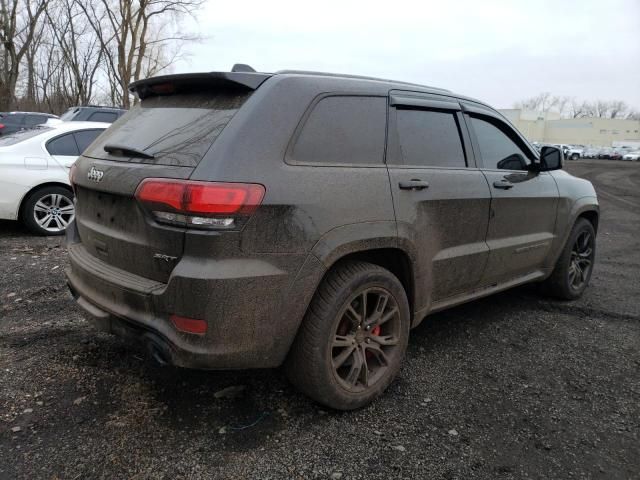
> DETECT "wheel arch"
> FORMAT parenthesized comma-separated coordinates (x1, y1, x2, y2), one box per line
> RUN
(324, 247, 415, 319)
(577, 209, 599, 233)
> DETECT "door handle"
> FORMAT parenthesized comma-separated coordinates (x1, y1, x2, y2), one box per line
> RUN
(493, 180, 514, 190)
(399, 179, 429, 190)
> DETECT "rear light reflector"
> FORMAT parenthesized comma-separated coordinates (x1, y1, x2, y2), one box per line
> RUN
(135, 179, 265, 229)
(0, 123, 4, 129)
(170, 314, 207, 335)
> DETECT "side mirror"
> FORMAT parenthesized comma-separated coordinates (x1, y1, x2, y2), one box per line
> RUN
(537, 146, 563, 171)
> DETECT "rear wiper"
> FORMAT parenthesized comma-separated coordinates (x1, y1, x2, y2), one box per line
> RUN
(103, 143, 155, 159)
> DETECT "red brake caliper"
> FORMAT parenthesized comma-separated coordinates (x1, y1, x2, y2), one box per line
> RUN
(371, 325, 381, 336)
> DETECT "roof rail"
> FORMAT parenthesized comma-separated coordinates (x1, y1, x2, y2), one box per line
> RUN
(274, 70, 452, 93)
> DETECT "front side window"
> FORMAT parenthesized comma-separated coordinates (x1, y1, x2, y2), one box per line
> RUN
(47, 133, 80, 156)
(395, 108, 466, 167)
(290, 96, 386, 165)
(470, 116, 532, 170)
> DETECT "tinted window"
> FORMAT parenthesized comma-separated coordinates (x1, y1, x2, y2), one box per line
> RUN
(291, 96, 386, 165)
(470, 116, 531, 170)
(2, 114, 25, 126)
(73, 129, 105, 152)
(25, 115, 48, 127)
(395, 109, 466, 167)
(60, 108, 79, 121)
(88, 111, 118, 123)
(85, 91, 250, 167)
(47, 133, 80, 156)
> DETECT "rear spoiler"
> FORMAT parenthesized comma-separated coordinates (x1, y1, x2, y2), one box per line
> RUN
(129, 72, 272, 99)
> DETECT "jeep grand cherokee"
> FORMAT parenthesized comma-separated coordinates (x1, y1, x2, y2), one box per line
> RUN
(66, 66, 598, 410)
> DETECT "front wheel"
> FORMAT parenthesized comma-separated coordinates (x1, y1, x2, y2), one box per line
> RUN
(286, 261, 410, 410)
(21, 186, 75, 236)
(542, 218, 596, 300)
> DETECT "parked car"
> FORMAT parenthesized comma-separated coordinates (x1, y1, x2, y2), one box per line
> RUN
(60, 106, 126, 123)
(552, 144, 572, 158)
(0, 121, 109, 235)
(565, 145, 584, 160)
(622, 151, 640, 161)
(598, 147, 613, 159)
(0, 111, 58, 135)
(610, 149, 624, 160)
(66, 67, 599, 410)
(583, 147, 600, 159)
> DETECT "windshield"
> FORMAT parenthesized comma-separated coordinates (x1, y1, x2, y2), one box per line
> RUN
(59, 108, 79, 121)
(84, 91, 251, 167)
(0, 127, 52, 147)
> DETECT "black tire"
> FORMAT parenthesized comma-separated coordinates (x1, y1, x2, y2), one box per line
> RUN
(542, 218, 596, 300)
(285, 261, 410, 410)
(21, 186, 75, 236)
(570, 153, 579, 160)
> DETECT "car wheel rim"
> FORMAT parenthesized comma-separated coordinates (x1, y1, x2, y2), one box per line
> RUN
(568, 231, 594, 291)
(331, 287, 401, 393)
(33, 193, 75, 232)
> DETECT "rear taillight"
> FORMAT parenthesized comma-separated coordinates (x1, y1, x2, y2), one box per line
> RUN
(135, 178, 265, 230)
(0, 123, 4, 129)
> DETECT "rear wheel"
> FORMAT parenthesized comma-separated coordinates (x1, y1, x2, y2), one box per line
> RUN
(286, 261, 410, 410)
(542, 218, 596, 300)
(21, 186, 75, 236)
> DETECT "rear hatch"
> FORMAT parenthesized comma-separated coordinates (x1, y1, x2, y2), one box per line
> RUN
(72, 72, 270, 283)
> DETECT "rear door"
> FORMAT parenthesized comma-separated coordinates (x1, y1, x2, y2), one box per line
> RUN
(72, 86, 253, 283)
(386, 93, 492, 304)
(463, 105, 559, 286)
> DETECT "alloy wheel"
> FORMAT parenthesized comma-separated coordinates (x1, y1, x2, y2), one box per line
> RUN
(331, 287, 402, 393)
(568, 230, 594, 290)
(33, 193, 75, 233)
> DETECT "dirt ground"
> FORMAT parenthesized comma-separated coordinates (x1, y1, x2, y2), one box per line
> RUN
(1, 159, 638, 480)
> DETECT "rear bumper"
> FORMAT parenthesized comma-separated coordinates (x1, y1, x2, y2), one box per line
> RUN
(66, 235, 325, 369)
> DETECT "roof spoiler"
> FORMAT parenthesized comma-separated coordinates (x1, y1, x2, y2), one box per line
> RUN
(129, 70, 271, 99)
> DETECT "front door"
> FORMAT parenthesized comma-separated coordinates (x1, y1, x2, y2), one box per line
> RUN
(386, 93, 492, 308)
(464, 110, 559, 287)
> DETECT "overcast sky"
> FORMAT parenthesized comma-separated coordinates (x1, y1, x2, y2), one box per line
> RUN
(178, 0, 640, 110)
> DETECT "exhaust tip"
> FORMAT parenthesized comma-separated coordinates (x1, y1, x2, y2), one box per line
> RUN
(142, 333, 171, 366)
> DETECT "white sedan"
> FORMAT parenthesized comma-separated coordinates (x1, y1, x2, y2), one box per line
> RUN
(622, 151, 640, 161)
(0, 121, 109, 235)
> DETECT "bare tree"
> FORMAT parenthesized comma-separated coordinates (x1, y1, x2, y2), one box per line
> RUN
(514, 92, 557, 113)
(77, 0, 203, 108)
(0, 0, 47, 109)
(516, 93, 640, 120)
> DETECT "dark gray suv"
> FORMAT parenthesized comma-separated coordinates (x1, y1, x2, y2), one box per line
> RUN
(66, 67, 599, 410)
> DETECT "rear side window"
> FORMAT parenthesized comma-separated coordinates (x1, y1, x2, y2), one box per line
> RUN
(469, 115, 532, 170)
(2, 114, 25, 126)
(88, 111, 117, 123)
(290, 96, 386, 165)
(395, 109, 466, 168)
(25, 115, 47, 127)
(84, 91, 250, 167)
(74, 129, 105, 152)
(47, 133, 80, 156)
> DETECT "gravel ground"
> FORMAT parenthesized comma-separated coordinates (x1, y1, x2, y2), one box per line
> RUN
(1, 159, 638, 480)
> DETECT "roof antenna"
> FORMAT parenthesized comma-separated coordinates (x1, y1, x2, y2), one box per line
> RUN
(231, 64, 256, 73)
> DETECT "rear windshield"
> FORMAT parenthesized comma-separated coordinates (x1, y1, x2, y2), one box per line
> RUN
(0, 127, 52, 147)
(84, 91, 251, 167)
